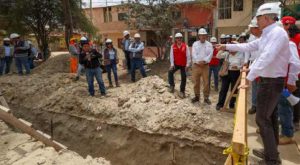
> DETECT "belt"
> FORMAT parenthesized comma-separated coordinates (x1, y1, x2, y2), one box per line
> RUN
(258, 77, 285, 83)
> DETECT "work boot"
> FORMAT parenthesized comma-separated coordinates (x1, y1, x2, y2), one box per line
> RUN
(109, 83, 113, 88)
(256, 128, 260, 134)
(294, 122, 300, 132)
(253, 148, 264, 159)
(191, 96, 200, 103)
(204, 97, 211, 105)
(248, 106, 257, 114)
(169, 86, 175, 93)
(116, 82, 120, 87)
(216, 104, 222, 111)
(74, 76, 79, 81)
(279, 136, 294, 145)
(178, 92, 186, 99)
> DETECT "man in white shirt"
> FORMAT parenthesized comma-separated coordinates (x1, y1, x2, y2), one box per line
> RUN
(245, 17, 262, 115)
(191, 28, 213, 104)
(217, 3, 293, 164)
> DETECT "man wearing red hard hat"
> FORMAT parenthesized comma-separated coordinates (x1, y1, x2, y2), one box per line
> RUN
(282, 16, 300, 132)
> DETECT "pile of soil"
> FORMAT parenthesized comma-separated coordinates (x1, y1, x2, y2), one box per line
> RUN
(0, 54, 234, 164)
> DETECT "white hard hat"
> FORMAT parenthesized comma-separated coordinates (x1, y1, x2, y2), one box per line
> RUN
(220, 34, 226, 39)
(10, 33, 20, 39)
(106, 38, 112, 43)
(256, 3, 281, 17)
(134, 33, 141, 38)
(80, 36, 87, 41)
(123, 31, 130, 37)
(198, 28, 207, 35)
(169, 35, 173, 38)
(175, 33, 183, 38)
(232, 35, 237, 39)
(210, 37, 217, 43)
(3, 38, 10, 41)
(240, 32, 247, 37)
(225, 35, 231, 38)
(248, 17, 258, 28)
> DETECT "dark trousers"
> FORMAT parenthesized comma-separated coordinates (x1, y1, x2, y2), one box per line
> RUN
(209, 65, 219, 90)
(217, 70, 240, 108)
(130, 58, 146, 82)
(293, 80, 300, 124)
(4, 56, 12, 74)
(105, 60, 118, 85)
(124, 50, 131, 72)
(168, 65, 186, 92)
(256, 77, 284, 164)
(15, 56, 30, 75)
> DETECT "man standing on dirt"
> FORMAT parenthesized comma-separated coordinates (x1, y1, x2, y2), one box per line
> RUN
(191, 28, 213, 105)
(216, 3, 292, 164)
(79, 41, 106, 96)
(128, 33, 147, 82)
(69, 38, 79, 74)
(0, 38, 14, 75)
(10, 33, 30, 75)
(122, 31, 131, 74)
(168, 33, 191, 98)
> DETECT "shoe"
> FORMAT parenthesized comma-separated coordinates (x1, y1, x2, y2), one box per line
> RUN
(74, 76, 79, 81)
(191, 96, 200, 103)
(204, 98, 211, 105)
(279, 136, 294, 145)
(101, 93, 106, 96)
(116, 82, 120, 87)
(178, 92, 186, 98)
(248, 106, 257, 114)
(256, 128, 260, 134)
(294, 122, 300, 132)
(214, 88, 218, 92)
(229, 104, 235, 109)
(257, 159, 281, 165)
(216, 104, 222, 111)
(169, 86, 175, 93)
(253, 148, 264, 159)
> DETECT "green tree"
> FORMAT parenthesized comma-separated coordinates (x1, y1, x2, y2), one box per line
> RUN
(123, 0, 178, 60)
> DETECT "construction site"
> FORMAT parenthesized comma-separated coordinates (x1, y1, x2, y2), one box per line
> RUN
(0, 52, 299, 165)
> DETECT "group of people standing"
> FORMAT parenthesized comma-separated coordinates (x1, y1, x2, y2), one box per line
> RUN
(69, 31, 147, 96)
(167, 3, 300, 164)
(0, 33, 38, 76)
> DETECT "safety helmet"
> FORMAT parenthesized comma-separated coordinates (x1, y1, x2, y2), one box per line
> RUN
(134, 33, 141, 38)
(198, 28, 207, 35)
(80, 37, 87, 41)
(123, 31, 130, 37)
(225, 35, 231, 38)
(256, 3, 281, 17)
(106, 39, 113, 43)
(231, 35, 237, 39)
(10, 33, 20, 39)
(3, 38, 10, 41)
(220, 34, 226, 39)
(210, 37, 217, 43)
(248, 17, 258, 28)
(240, 32, 247, 37)
(175, 33, 183, 38)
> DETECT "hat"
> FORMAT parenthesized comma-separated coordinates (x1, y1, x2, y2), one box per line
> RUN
(220, 34, 226, 39)
(281, 16, 296, 25)
(175, 33, 183, 38)
(106, 39, 112, 43)
(10, 33, 20, 39)
(198, 28, 207, 35)
(256, 3, 280, 17)
(240, 32, 247, 37)
(123, 31, 130, 37)
(80, 37, 87, 41)
(134, 33, 141, 38)
(225, 35, 231, 38)
(210, 37, 217, 43)
(3, 38, 10, 41)
(232, 35, 237, 39)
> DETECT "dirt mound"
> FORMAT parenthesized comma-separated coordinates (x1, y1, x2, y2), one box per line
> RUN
(33, 54, 70, 75)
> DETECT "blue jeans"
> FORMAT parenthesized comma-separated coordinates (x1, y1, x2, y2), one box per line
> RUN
(278, 95, 294, 137)
(130, 58, 146, 82)
(252, 80, 258, 107)
(209, 66, 219, 90)
(85, 67, 106, 96)
(106, 60, 118, 85)
(15, 56, 30, 75)
(28, 57, 35, 69)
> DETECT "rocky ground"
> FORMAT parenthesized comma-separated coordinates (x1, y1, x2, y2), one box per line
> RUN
(0, 53, 235, 165)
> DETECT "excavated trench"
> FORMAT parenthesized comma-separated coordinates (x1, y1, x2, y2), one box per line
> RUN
(10, 105, 228, 165)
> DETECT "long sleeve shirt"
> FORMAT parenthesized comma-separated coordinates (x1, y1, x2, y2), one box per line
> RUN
(192, 40, 213, 64)
(244, 34, 260, 64)
(122, 39, 131, 51)
(225, 23, 291, 82)
(217, 51, 244, 70)
(287, 41, 300, 85)
(129, 41, 144, 58)
(79, 50, 102, 69)
(169, 43, 191, 67)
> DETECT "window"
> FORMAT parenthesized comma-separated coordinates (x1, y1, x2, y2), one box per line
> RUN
(219, 0, 232, 19)
(252, 0, 264, 17)
(172, 11, 181, 19)
(103, 7, 112, 22)
(233, 0, 243, 11)
(118, 13, 127, 21)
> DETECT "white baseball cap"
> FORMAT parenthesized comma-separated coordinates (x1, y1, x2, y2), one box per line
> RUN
(198, 28, 207, 35)
(210, 37, 217, 43)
